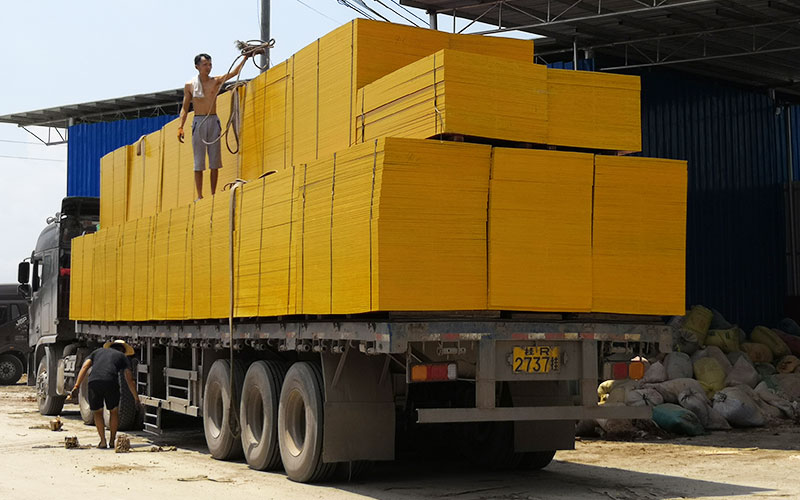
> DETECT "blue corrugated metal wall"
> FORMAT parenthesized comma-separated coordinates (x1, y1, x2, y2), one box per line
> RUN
(638, 70, 791, 329)
(67, 115, 176, 197)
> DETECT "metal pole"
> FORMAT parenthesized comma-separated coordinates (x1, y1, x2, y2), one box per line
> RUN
(428, 9, 438, 30)
(260, 0, 270, 72)
(787, 106, 798, 295)
(573, 38, 578, 70)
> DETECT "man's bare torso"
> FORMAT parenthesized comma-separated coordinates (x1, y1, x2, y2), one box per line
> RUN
(187, 76, 222, 115)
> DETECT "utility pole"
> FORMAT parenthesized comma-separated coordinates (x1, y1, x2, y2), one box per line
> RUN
(261, 0, 270, 72)
(428, 9, 437, 30)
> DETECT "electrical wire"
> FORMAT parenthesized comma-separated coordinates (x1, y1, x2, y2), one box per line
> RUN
(337, 0, 377, 20)
(387, 0, 429, 25)
(293, 0, 343, 23)
(0, 139, 61, 146)
(372, 0, 423, 27)
(0, 154, 63, 162)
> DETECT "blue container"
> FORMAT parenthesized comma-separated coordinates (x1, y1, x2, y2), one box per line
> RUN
(67, 115, 177, 197)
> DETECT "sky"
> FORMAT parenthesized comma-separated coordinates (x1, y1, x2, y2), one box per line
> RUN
(0, 0, 531, 283)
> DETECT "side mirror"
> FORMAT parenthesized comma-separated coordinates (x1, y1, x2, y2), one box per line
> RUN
(18, 262, 30, 284)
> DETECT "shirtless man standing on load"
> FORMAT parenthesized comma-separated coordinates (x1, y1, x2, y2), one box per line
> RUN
(178, 53, 250, 201)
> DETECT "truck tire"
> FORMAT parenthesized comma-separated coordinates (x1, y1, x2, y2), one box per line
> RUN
(278, 362, 335, 483)
(78, 368, 95, 424)
(102, 359, 140, 431)
(458, 421, 522, 470)
(240, 360, 287, 471)
(35, 352, 65, 416)
(0, 353, 24, 385)
(518, 450, 556, 470)
(203, 359, 245, 460)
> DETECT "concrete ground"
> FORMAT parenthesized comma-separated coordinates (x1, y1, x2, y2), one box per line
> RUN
(1, 378, 798, 500)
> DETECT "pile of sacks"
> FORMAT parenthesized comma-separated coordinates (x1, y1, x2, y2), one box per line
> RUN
(594, 306, 800, 437)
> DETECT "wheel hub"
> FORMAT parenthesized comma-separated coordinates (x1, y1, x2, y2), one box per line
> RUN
(0, 361, 13, 377)
(36, 369, 48, 402)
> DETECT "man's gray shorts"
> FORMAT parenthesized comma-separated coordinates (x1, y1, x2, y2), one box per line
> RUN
(192, 114, 222, 172)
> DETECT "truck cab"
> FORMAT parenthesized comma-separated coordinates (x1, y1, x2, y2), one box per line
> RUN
(0, 284, 29, 384)
(18, 197, 99, 410)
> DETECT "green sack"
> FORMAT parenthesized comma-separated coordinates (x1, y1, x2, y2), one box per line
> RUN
(684, 305, 712, 344)
(751, 326, 791, 358)
(652, 403, 706, 436)
(693, 357, 725, 398)
(704, 328, 740, 354)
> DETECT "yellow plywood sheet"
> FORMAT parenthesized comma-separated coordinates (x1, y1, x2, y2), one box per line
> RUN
(161, 118, 182, 211)
(298, 155, 334, 314)
(166, 205, 191, 319)
(331, 141, 382, 313)
(234, 180, 263, 317)
(215, 89, 244, 189)
(69, 235, 84, 321)
(178, 112, 197, 207)
(258, 167, 295, 316)
(263, 62, 292, 173)
(489, 149, 593, 311)
(118, 219, 138, 320)
(292, 42, 320, 167)
(150, 210, 170, 320)
(372, 138, 490, 311)
(104, 226, 120, 321)
(133, 217, 152, 321)
(142, 130, 163, 217)
(356, 49, 548, 146)
(210, 191, 232, 318)
(99, 152, 113, 229)
(191, 197, 213, 319)
(127, 142, 144, 222)
(81, 232, 96, 320)
(112, 147, 129, 227)
(548, 69, 641, 152)
(592, 155, 686, 315)
(241, 74, 267, 181)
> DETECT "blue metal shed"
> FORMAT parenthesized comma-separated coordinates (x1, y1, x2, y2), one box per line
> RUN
(66, 115, 177, 197)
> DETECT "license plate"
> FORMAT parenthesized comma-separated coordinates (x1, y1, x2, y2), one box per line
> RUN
(512, 346, 560, 373)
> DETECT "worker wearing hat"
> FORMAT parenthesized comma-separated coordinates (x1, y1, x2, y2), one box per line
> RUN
(68, 340, 140, 449)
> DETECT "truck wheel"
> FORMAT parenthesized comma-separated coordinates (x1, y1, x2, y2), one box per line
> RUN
(111, 358, 140, 431)
(458, 421, 521, 469)
(240, 360, 287, 471)
(278, 362, 335, 483)
(36, 352, 65, 415)
(203, 359, 245, 460)
(78, 368, 94, 425)
(0, 354, 23, 385)
(518, 450, 556, 470)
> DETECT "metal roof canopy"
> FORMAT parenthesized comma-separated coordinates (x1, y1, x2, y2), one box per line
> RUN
(0, 88, 183, 145)
(402, 0, 800, 101)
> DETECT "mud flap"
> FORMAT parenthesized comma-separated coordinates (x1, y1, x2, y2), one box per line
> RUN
(320, 348, 395, 463)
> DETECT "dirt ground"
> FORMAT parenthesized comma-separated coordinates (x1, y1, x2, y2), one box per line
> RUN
(1, 378, 798, 500)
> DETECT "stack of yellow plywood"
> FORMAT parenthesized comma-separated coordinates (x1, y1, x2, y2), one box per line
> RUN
(330, 143, 380, 313)
(99, 147, 129, 228)
(118, 219, 137, 320)
(488, 149, 593, 311)
(190, 197, 213, 319)
(592, 155, 687, 315)
(70, 20, 690, 322)
(257, 167, 295, 317)
(371, 138, 490, 310)
(240, 19, 534, 180)
(132, 217, 152, 321)
(354, 50, 641, 152)
(160, 118, 182, 211)
(356, 49, 548, 145)
(68, 235, 84, 321)
(548, 69, 641, 151)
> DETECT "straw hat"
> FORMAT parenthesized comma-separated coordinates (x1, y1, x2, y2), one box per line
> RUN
(103, 339, 135, 356)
